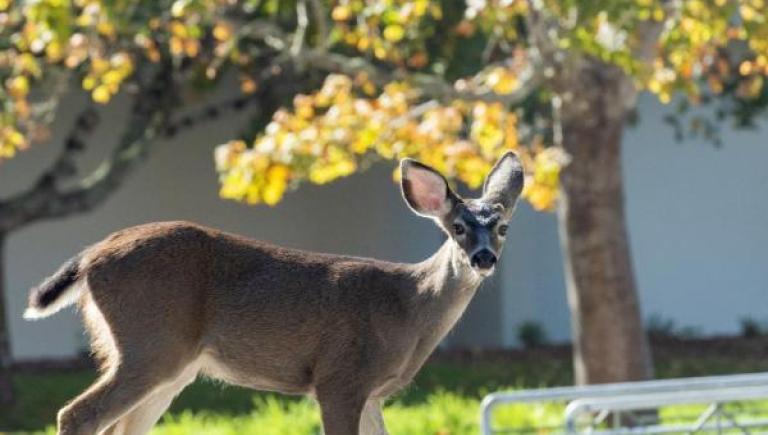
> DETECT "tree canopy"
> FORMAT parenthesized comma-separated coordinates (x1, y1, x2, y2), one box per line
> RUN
(1, 0, 766, 210)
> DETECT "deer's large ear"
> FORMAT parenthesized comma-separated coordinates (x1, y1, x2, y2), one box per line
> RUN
(482, 151, 524, 213)
(401, 159, 457, 218)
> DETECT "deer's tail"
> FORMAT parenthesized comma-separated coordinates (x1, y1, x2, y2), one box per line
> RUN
(24, 255, 84, 320)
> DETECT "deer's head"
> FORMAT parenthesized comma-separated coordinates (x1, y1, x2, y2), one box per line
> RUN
(401, 152, 524, 277)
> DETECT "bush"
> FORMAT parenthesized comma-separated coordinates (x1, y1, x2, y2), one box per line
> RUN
(646, 314, 701, 340)
(516, 321, 548, 348)
(740, 317, 768, 338)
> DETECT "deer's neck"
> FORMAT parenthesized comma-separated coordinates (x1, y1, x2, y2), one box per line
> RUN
(408, 240, 485, 333)
(417, 240, 482, 292)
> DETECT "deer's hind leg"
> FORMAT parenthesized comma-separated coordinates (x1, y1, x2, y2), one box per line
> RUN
(103, 362, 199, 435)
(57, 365, 160, 435)
(359, 399, 388, 435)
(57, 292, 200, 435)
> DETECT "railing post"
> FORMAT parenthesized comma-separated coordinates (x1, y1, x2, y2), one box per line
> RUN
(479, 394, 496, 435)
(716, 403, 722, 433)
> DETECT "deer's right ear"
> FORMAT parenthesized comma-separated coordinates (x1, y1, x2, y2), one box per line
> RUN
(400, 159, 457, 218)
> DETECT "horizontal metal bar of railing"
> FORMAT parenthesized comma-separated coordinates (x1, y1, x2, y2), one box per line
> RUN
(576, 418, 768, 435)
(564, 385, 768, 432)
(480, 372, 768, 434)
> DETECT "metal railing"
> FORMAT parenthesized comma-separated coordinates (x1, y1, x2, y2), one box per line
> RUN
(480, 372, 768, 434)
(565, 385, 768, 433)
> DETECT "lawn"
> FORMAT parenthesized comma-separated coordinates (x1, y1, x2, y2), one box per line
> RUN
(3, 338, 768, 434)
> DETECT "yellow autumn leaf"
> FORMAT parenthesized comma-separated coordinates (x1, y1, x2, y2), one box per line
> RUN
(91, 58, 110, 74)
(213, 23, 232, 42)
(101, 70, 124, 85)
(0, 145, 15, 158)
(97, 21, 116, 37)
(92, 85, 112, 104)
(486, 67, 519, 95)
(169, 37, 184, 56)
(262, 184, 285, 205)
(82, 75, 97, 90)
(383, 24, 405, 42)
(45, 40, 63, 61)
(6, 76, 29, 99)
(331, 5, 351, 21)
(5, 128, 25, 147)
(525, 185, 558, 211)
(184, 39, 200, 57)
(740, 5, 756, 21)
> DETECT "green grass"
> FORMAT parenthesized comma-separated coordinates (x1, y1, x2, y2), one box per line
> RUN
(3, 350, 768, 434)
(152, 393, 486, 435)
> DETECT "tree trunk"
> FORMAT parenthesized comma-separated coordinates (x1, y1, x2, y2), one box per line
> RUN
(556, 60, 654, 385)
(0, 233, 14, 404)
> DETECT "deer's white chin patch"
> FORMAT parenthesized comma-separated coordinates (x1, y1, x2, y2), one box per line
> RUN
(473, 266, 495, 278)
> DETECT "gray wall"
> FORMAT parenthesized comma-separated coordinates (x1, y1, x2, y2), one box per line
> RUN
(498, 94, 768, 346)
(625, 96, 768, 336)
(2, 88, 767, 359)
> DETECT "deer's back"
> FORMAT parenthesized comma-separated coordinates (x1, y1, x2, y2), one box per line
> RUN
(79, 221, 421, 395)
(81, 219, 412, 318)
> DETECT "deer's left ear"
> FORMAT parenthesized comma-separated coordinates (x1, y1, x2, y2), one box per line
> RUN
(482, 151, 524, 213)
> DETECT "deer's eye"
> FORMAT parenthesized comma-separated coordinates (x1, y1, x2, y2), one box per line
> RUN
(452, 223, 466, 235)
(498, 224, 508, 237)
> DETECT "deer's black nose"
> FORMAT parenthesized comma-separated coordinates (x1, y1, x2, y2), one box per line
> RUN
(471, 249, 497, 269)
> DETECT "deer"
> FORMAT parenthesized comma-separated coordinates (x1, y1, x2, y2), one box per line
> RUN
(23, 151, 524, 435)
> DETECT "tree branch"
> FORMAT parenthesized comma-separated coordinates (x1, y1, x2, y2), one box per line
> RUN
(298, 49, 543, 105)
(307, 0, 330, 50)
(241, 19, 543, 106)
(290, 0, 310, 57)
(0, 63, 175, 232)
